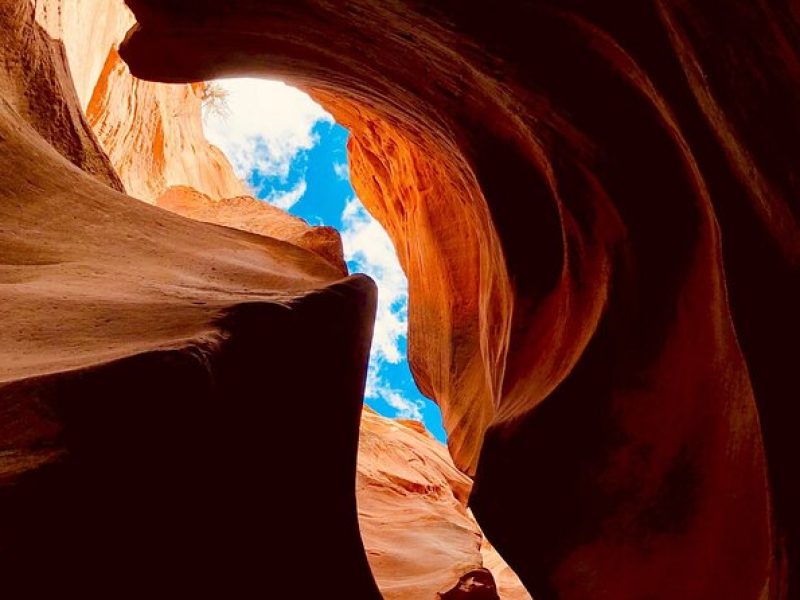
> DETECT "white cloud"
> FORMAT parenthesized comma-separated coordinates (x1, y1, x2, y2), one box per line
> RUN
(341, 196, 424, 421)
(263, 179, 306, 210)
(333, 161, 350, 180)
(340, 197, 407, 365)
(202, 78, 333, 181)
(365, 362, 424, 421)
(202, 79, 425, 424)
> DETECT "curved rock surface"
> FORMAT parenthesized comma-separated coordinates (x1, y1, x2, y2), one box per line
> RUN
(358, 408, 529, 599)
(2, 3, 530, 598)
(0, 1, 379, 596)
(35, 0, 245, 201)
(153, 184, 527, 597)
(0, 1, 122, 191)
(120, 1, 799, 599)
(156, 185, 347, 274)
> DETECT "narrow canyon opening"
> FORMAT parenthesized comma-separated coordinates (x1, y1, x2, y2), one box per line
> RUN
(4, 1, 795, 598)
(144, 77, 528, 597)
(0, 1, 534, 594)
(198, 78, 447, 441)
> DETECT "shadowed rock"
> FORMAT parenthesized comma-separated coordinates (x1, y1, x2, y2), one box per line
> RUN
(119, 1, 799, 599)
(0, 1, 380, 596)
(2, 0, 798, 597)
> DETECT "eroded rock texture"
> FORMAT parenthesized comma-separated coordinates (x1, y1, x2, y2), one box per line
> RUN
(35, 0, 245, 201)
(358, 407, 529, 599)
(156, 185, 347, 274)
(3, 2, 535, 596)
(120, 1, 799, 599)
(0, 1, 380, 596)
(154, 183, 526, 598)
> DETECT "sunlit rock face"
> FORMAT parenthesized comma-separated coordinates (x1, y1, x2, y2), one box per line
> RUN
(0, 1, 122, 191)
(120, 1, 799, 599)
(358, 408, 529, 599)
(2, 2, 531, 598)
(156, 186, 348, 274)
(0, 1, 379, 596)
(34, 0, 245, 202)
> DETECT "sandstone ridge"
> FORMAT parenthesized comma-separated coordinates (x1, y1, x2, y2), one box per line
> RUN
(0, 1, 379, 596)
(120, 1, 800, 598)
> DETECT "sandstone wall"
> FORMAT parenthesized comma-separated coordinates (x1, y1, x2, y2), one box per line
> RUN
(3, 3, 533, 597)
(0, 1, 380, 596)
(156, 185, 347, 274)
(358, 407, 529, 599)
(120, 1, 800, 598)
(34, 0, 246, 202)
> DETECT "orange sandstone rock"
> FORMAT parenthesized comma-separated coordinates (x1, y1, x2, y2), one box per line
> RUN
(479, 537, 532, 600)
(0, 0, 121, 190)
(153, 179, 526, 600)
(156, 186, 347, 274)
(11, 3, 531, 596)
(2, 0, 798, 597)
(35, 0, 245, 202)
(85, 53, 247, 201)
(34, 0, 135, 108)
(120, 1, 799, 598)
(3, 4, 525, 597)
(358, 408, 528, 599)
(0, 1, 379, 596)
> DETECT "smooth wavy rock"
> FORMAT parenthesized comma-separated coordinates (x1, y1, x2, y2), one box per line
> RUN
(0, 1, 379, 596)
(35, 0, 246, 201)
(358, 408, 529, 599)
(156, 185, 347, 274)
(120, 1, 799, 598)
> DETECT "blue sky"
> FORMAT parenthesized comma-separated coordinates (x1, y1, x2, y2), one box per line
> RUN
(203, 79, 446, 441)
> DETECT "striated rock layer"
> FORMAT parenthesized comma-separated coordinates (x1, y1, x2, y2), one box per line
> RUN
(0, 1, 380, 596)
(34, 0, 245, 201)
(153, 178, 527, 598)
(120, 1, 799, 599)
(358, 407, 529, 599)
(3, 2, 529, 597)
(0, 1, 122, 191)
(156, 185, 347, 275)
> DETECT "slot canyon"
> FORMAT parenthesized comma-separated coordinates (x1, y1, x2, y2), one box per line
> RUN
(0, 0, 798, 598)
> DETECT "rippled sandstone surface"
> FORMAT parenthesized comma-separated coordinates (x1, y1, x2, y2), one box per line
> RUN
(120, 1, 799, 598)
(1, 0, 529, 597)
(0, 1, 378, 596)
(1, 0, 798, 598)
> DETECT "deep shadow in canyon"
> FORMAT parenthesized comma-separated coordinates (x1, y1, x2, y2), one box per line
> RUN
(1, 0, 799, 598)
(0, 281, 380, 597)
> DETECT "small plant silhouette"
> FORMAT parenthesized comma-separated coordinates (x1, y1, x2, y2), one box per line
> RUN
(201, 82, 231, 121)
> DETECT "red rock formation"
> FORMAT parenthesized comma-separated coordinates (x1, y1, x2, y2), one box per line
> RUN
(152, 184, 530, 597)
(358, 408, 529, 599)
(35, 0, 246, 201)
(86, 57, 247, 202)
(0, 1, 122, 191)
(11, 2, 535, 596)
(0, 1, 380, 596)
(153, 185, 527, 596)
(2, 3, 531, 597)
(156, 185, 347, 274)
(120, 1, 799, 599)
(34, 0, 134, 108)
